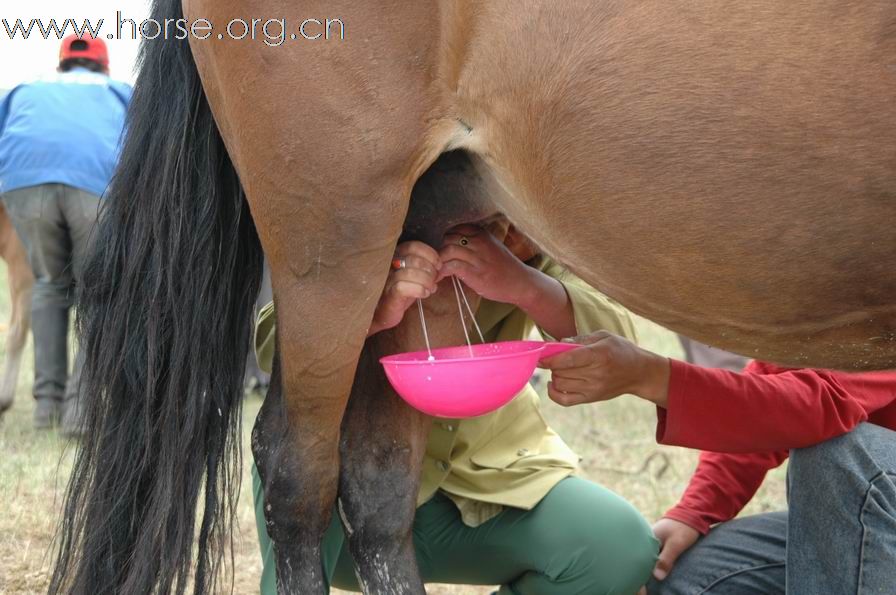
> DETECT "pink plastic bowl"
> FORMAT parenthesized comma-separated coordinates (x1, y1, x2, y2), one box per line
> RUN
(379, 340, 579, 418)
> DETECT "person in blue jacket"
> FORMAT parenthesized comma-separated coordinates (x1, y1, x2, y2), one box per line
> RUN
(0, 34, 131, 434)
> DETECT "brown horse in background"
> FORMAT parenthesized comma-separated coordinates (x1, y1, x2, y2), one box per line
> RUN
(0, 203, 32, 416)
(52, 1, 895, 594)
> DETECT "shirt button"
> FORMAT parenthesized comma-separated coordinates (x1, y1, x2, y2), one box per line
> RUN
(517, 448, 529, 456)
(436, 460, 451, 472)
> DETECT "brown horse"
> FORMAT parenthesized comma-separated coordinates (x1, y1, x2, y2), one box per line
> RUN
(51, 1, 895, 594)
(0, 203, 33, 416)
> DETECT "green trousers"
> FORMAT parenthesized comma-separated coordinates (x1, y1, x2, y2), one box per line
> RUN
(254, 467, 658, 594)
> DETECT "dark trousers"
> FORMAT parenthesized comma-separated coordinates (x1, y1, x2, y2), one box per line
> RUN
(1, 183, 101, 404)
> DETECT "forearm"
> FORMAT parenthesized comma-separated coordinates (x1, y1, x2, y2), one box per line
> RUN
(665, 450, 786, 534)
(515, 268, 577, 339)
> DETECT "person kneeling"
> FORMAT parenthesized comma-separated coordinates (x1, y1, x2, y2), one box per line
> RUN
(539, 332, 896, 595)
(254, 224, 659, 595)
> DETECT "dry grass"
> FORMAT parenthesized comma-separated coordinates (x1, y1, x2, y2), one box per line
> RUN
(0, 263, 786, 594)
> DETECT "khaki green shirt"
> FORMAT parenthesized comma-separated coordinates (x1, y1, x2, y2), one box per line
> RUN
(255, 256, 638, 526)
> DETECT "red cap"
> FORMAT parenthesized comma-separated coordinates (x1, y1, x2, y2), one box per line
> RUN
(59, 34, 109, 69)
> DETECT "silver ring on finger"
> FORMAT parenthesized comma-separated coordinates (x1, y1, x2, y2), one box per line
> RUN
(391, 257, 407, 270)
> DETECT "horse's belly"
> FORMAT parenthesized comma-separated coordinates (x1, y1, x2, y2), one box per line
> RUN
(438, 0, 896, 369)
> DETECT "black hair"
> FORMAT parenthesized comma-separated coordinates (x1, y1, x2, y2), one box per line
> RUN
(48, 0, 263, 590)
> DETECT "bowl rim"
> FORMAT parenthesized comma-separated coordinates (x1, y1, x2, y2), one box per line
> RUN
(379, 340, 546, 365)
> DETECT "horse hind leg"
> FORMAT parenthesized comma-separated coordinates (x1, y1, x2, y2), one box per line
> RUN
(253, 348, 339, 594)
(252, 150, 500, 593)
(0, 205, 33, 415)
(0, 269, 33, 414)
(336, 339, 430, 594)
(254, 294, 469, 595)
(187, 4, 456, 588)
(333, 148, 499, 593)
(338, 276, 481, 594)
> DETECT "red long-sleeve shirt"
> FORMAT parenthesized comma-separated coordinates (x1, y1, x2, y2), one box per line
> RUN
(656, 359, 896, 534)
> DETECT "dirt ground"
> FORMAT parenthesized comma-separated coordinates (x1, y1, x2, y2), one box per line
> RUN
(0, 263, 787, 594)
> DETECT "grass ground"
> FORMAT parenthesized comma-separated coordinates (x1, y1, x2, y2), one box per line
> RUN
(0, 264, 787, 594)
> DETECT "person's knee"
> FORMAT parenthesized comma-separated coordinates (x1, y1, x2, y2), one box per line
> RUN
(602, 510, 660, 594)
(554, 502, 659, 594)
(790, 423, 884, 484)
(503, 479, 658, 594)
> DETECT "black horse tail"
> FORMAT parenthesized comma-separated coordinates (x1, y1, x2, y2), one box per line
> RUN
(49, 0, 263, 592)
